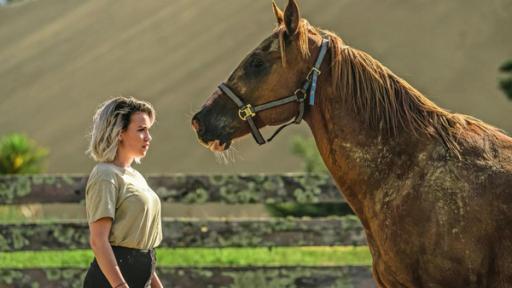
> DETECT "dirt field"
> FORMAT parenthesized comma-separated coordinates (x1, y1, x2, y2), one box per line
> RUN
(0, 0, 511, 174)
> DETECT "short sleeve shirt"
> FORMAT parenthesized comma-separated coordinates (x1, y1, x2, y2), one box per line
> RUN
(85, 163, 162, 250)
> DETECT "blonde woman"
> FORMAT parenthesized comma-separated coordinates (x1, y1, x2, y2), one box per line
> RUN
(83, 97, 163, 288)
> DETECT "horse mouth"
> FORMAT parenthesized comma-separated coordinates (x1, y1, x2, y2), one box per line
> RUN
(198, 139, 232, 152)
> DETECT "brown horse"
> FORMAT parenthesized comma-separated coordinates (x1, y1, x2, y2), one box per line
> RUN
(191, 1, 512, 287)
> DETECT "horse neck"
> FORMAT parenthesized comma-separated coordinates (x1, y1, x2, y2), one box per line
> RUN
(303, 74, 425, 222)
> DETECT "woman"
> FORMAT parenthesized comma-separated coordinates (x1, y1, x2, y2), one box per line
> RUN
(83, 97, 164, 288)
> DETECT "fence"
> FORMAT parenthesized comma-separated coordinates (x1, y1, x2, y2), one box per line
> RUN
(0, 174, 374, 288)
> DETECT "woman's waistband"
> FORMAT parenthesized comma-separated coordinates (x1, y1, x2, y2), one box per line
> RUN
(111, 245, 153, 254)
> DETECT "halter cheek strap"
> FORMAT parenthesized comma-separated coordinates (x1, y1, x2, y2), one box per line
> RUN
(219, 83, 266, 144)
(307, 38, 330, 105)
(219, 38, 330, 145)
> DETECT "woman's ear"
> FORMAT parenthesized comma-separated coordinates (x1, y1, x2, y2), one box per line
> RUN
(284, 0, 300, 36)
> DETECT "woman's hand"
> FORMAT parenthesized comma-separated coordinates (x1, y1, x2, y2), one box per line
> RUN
(114, 282, 129, 288)
(150, 271, 164, 288)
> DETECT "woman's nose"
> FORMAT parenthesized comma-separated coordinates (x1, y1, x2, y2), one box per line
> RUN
(145, 132, 152, 142)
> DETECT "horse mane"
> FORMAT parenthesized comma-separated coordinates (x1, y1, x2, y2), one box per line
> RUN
(275, 20, 503, 158)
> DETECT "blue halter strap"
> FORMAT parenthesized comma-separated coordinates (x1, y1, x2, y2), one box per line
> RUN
(307, 38, 330, 106)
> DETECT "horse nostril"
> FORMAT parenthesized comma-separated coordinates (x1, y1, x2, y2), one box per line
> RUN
(191, 117, 204, 134)
(192, 119, 199, 131)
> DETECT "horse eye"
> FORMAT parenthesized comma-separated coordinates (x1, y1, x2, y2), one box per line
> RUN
(249, 57, 265, 69)
(244, 55, 269, 78)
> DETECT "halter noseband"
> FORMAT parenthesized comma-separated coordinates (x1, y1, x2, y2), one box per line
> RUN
(218, 38, 330, 145)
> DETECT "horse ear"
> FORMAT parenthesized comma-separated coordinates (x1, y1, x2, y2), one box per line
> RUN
(284, 0, 300, 36)
(272, 1, 284, 26)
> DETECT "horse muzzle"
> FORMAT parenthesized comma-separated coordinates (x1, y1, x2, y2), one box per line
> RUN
(191, 113, 233, 152)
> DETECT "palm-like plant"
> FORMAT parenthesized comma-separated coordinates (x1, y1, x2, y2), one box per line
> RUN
(0, 133, 48, 174)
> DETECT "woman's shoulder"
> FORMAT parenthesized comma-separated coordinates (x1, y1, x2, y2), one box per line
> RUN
(88, 163, 124, 185)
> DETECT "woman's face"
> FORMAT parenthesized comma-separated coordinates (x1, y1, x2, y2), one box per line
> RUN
(119, 112, 153, 160)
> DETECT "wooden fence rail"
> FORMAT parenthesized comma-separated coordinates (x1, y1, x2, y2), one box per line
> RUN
(0, 216, 366, 251)
(1, 266, 375, 288)
(0, 174, 342, 204)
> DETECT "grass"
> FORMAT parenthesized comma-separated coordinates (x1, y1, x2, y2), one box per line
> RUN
(0, 247, 371, 268)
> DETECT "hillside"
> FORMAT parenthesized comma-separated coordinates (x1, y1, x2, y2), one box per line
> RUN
(0, 0, 511, 174)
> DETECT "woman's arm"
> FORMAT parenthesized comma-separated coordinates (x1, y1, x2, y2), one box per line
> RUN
(89, 217, 128, 288)
(151, 271, 163, 288)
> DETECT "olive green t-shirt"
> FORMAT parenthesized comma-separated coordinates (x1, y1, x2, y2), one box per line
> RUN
(85, 163, 162, 250)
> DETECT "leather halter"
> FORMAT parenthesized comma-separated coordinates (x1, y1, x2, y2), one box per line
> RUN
(218, 38, 330, 145)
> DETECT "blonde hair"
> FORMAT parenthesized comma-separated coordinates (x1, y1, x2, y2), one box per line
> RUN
(87, 96, 155, 163)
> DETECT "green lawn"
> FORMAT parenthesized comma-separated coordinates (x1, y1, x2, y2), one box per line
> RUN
(0, 247, 371, 268)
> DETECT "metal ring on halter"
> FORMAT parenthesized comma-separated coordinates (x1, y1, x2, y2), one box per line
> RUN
(294, 89, 307, 101)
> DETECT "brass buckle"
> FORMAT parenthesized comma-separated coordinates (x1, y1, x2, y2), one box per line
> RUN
(238, 104, 256, 120)
(306, 67, 321, 81)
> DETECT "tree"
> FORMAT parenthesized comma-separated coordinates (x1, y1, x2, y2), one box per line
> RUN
(499, 59, 512, 100)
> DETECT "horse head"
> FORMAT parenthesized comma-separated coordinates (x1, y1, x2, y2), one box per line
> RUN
(192, 0, 327, 152)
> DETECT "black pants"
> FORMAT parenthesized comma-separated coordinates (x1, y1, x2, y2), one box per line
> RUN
(83, 246, 156, 288)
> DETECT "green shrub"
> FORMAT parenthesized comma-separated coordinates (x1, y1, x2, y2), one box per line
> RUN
(289, 135, 327, 173)
(265, 202, 355, 217)
(0, 133, 48, 174)
(267, 136, 354, 218)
